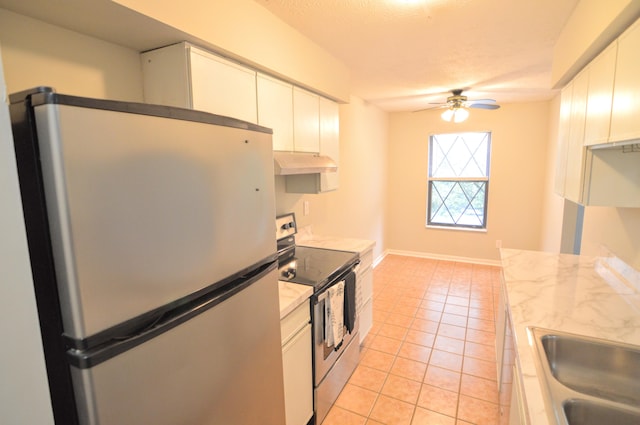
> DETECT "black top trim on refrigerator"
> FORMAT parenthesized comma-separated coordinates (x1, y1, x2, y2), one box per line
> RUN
(9, 86, 274, 134)
(65, 260, 278, 369)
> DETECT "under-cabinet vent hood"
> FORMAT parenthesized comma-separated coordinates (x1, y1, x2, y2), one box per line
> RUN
(273, 152, 337, 175)
(589, 139, 640, 151)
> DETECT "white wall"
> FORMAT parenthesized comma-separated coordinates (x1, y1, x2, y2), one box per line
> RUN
(387, 102, 550, 264)
(539, 95, 565, 252)
(0, 44, 55, 425)
(113, 0, 350, 102)
(580, 209, 640, 268)
(0, 9, 143, 101)
(551, 0, 640, 87)
(0, 13, 144, 423)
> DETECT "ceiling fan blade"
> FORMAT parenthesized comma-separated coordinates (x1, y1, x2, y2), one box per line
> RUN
(467, 98, 496, 103)
(469, 103, 501, 110)
(413, 105, 448, 113)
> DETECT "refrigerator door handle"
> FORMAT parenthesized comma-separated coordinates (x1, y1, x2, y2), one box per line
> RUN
(67, 260, 278, 369)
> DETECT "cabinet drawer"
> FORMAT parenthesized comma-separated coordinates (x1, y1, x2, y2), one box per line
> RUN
(280, 300, 310, 345)
(359, 298, 373, 344)
(359, 249, 374, 269)
(356, 266, 373, 312)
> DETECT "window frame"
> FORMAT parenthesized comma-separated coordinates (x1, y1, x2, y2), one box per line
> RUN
(426, 131, 492, 230)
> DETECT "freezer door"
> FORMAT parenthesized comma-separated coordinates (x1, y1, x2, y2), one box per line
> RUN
(70, 268, 285, 425)
(33, 103, 277, 339)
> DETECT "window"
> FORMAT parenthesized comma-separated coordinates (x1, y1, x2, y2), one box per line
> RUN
(427, 132, 491, 229)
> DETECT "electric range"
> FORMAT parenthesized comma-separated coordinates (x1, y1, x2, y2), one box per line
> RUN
(275, 213, 361, 425)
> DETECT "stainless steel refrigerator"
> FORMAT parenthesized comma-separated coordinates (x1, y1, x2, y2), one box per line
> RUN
(9, 87, 286, 425)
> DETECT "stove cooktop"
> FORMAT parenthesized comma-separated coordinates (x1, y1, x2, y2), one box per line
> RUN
(278, 246, 358, 290)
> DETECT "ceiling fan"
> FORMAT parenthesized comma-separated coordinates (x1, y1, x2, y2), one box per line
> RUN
(417, 89, 501, 122)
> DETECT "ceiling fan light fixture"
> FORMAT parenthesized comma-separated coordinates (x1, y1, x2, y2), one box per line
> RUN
(441, 106, 469, 123)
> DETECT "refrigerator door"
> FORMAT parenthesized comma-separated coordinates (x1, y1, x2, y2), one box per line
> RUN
(70, 267, 286, 425)
(32, 101, 276, 340)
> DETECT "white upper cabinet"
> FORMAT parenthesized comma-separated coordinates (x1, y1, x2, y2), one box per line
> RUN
(141, 43, 191, 108)
(319, 97, 339, 192)
(257, 73, 294, 151)
(189, 47, 257, 123)
(584, 43, 617, 146)
(555, 17, 640, 207)
(610, 19, 640, 143)
(284, 97, 340, 193)
(563, 69, 589, 203)
(141, 42, 258, 124)
(554, 83, 573, 196)
(293, 87, 320, 153)
(142, 43, 342, 170)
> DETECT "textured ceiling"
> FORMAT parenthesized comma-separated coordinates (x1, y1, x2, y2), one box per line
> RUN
(255, 0, 579, 111)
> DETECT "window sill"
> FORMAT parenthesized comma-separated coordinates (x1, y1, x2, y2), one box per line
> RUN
(426, 225, 488, 233)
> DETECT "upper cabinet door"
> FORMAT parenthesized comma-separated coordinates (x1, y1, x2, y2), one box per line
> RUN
(189, 47, 258, 124)
(141, 43, 258, 124)
(293, 87, 320, 153)
(584, 43, 617, 146)
(257, 73, 294, 151)
(610, 19, 640, 143)
(141, 43, 192, 109)
(554, 83, 573, 197)
(319, 97, 339, 192)
(564, 69, 589, 204)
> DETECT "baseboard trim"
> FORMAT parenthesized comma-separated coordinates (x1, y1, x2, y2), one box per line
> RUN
(376, 249, 502, 267)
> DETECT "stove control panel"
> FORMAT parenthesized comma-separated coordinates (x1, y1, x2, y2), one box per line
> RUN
(276, 213, 297, 242)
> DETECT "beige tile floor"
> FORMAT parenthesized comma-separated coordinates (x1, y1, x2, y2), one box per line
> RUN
(322, 254, 503, 425)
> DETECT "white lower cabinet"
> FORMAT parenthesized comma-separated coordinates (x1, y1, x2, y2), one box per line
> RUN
(495, 278, 507, 387)
(280, 301, 313, 425)
(509, 364, 527, 425)
(356, 248, 374, 344)
(497, 271, 527, 425)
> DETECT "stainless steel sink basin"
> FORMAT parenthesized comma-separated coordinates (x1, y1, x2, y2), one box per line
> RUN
(529, 327, 640, 425)
(563, 399, 640, 425)
(540, 332, 640, 405)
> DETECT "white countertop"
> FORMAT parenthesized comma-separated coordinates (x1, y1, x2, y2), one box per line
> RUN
(278, 281, 313, 319)
(499, 248, 640, 425)
(296, 228, 375, 254)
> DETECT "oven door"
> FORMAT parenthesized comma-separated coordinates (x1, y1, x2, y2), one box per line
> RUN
(312, 271, 359, 384)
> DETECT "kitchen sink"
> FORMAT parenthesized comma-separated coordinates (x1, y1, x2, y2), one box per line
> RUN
(563, 399, 640, 425)
(529, 327, 640, 425)
(540, 332, 640, 405)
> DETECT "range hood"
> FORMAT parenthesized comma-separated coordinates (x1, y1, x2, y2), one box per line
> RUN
(273, 152, 337, 175)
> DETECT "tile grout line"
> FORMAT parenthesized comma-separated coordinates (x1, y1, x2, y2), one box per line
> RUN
(324, 257, 501, 424)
